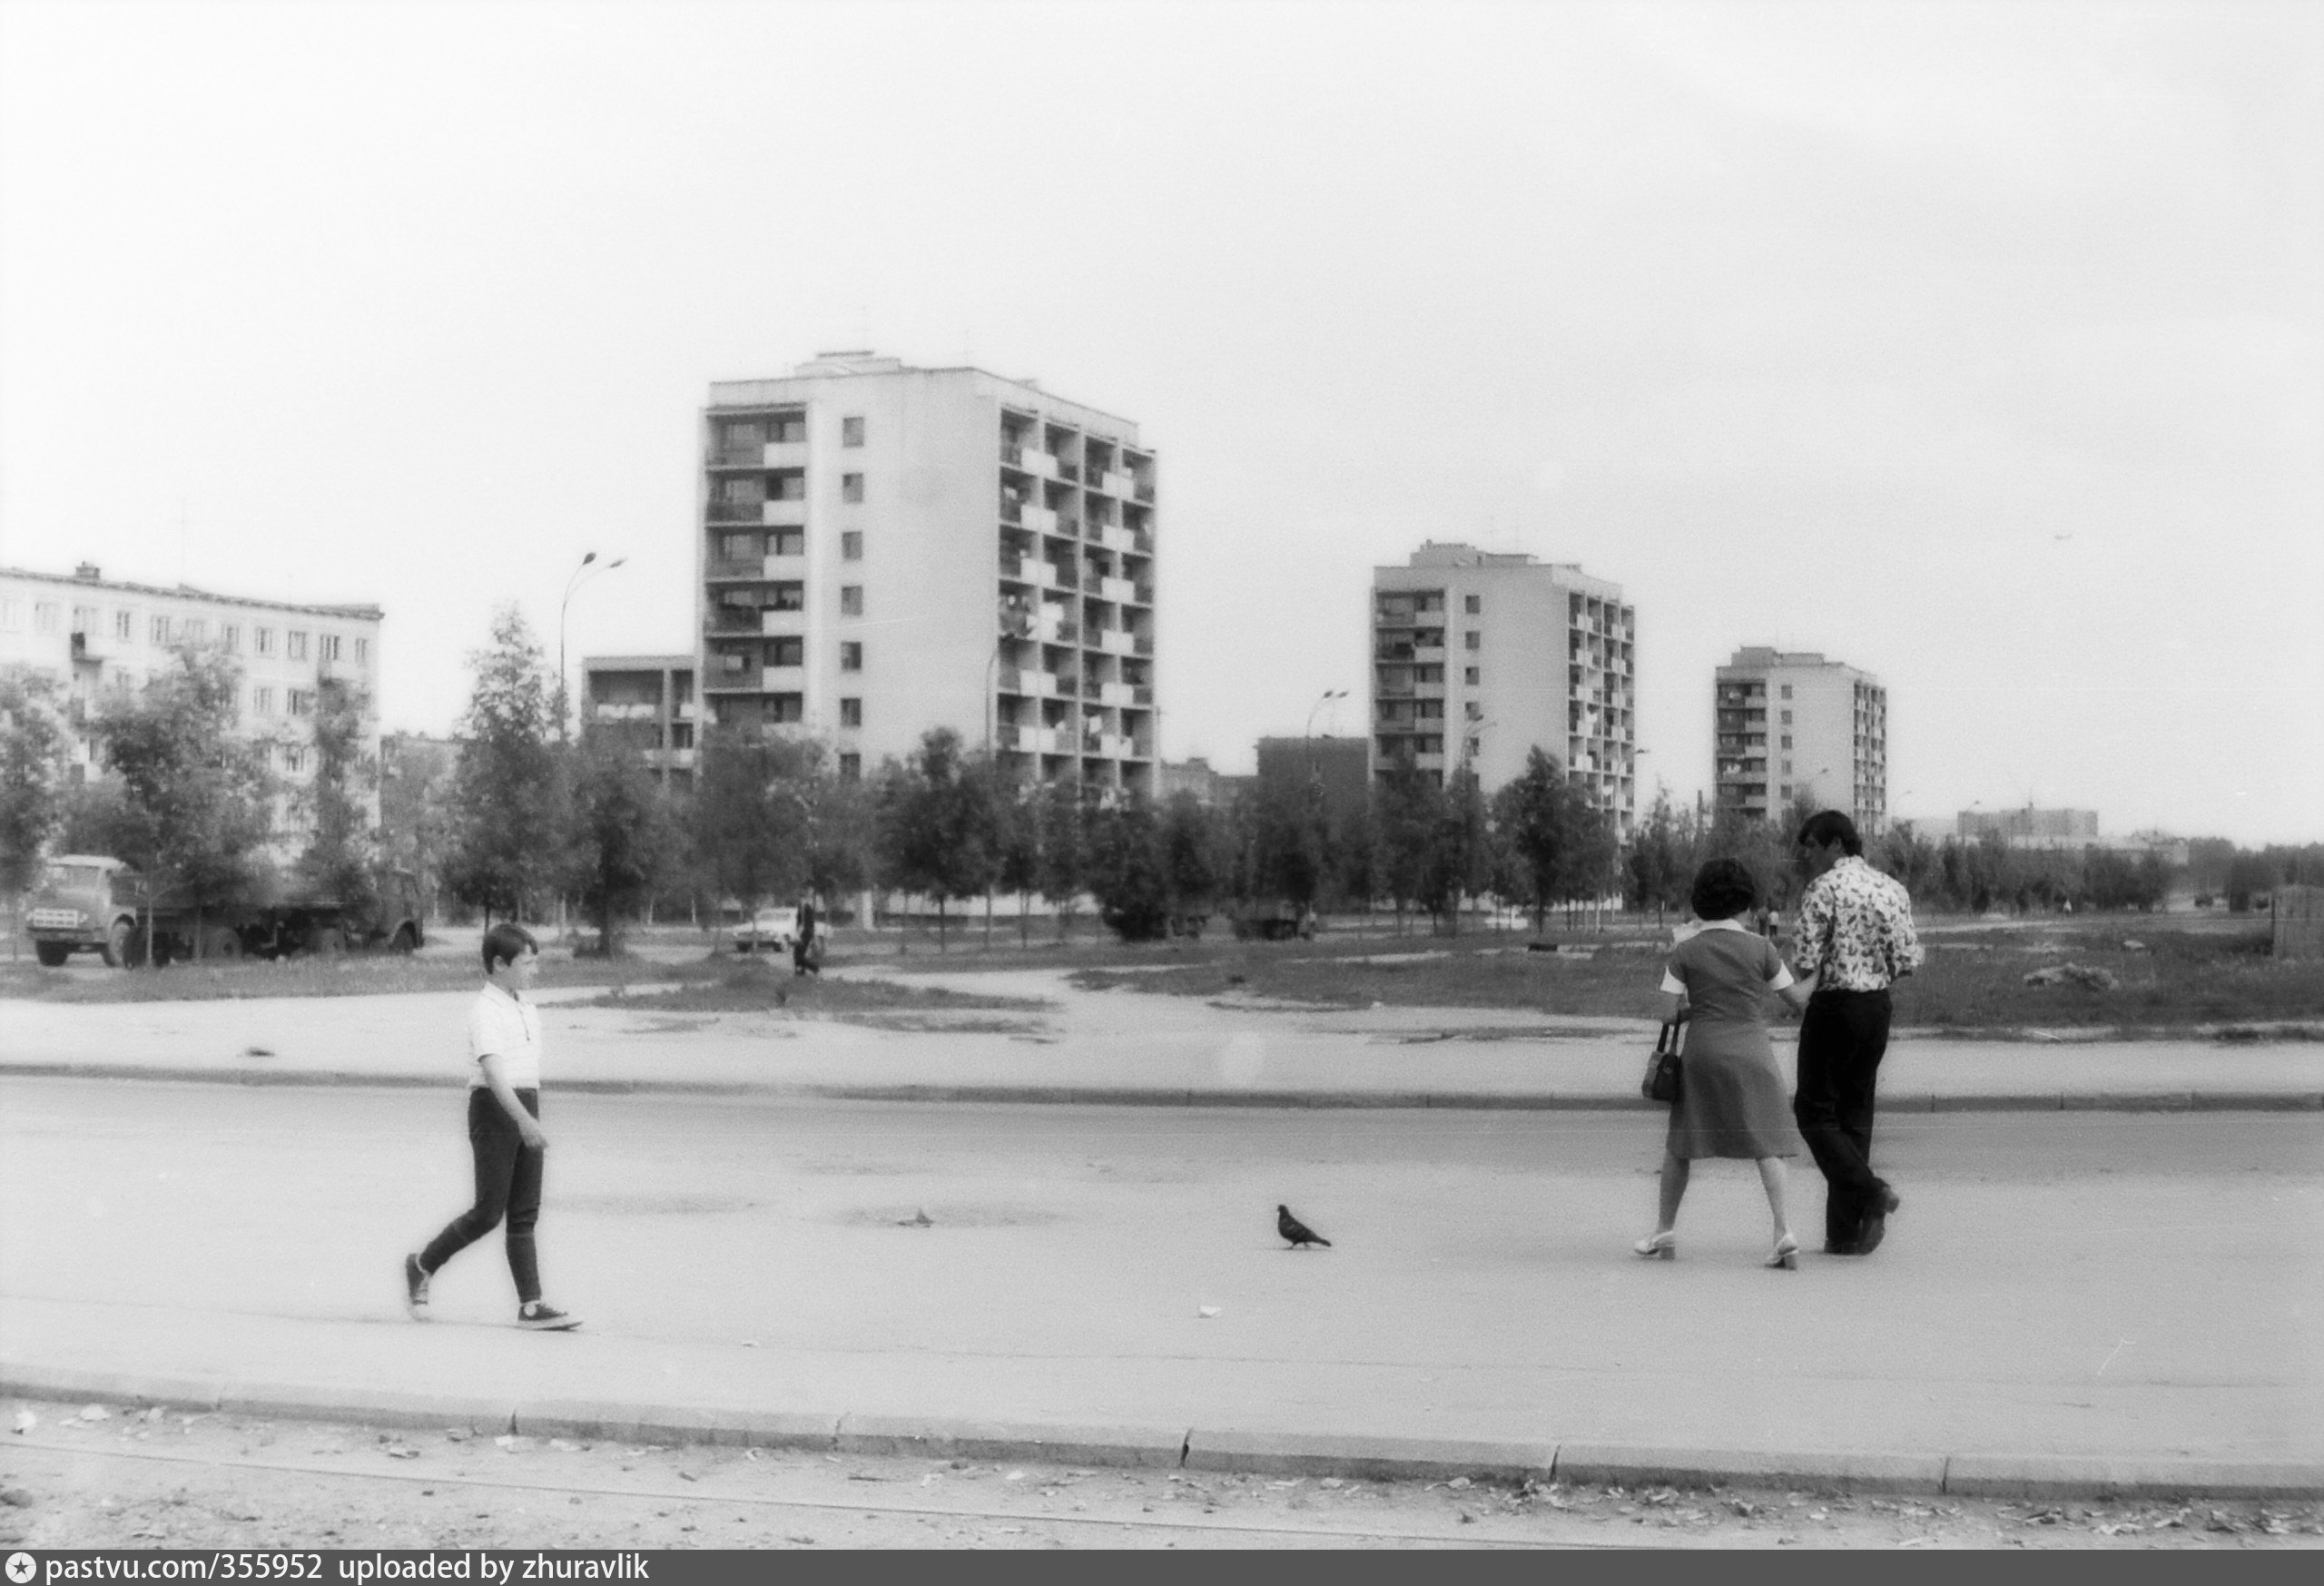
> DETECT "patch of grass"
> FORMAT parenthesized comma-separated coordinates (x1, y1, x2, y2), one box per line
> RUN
(590, 959, 1050, 1019)
(0, 948, 724, 1004)
(1070, 921, 2323, 1038)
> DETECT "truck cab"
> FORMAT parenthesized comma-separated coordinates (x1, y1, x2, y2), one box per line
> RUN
(23, 855, 143, 968)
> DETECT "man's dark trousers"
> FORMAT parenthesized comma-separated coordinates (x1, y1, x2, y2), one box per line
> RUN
(1793, 989, 1893, 1249)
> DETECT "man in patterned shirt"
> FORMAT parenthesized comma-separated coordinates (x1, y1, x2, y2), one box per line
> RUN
(1789, 810, 1925, 1256)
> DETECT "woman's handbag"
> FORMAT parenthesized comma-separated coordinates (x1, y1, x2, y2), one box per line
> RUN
(1641, 1017, 1685, 1105)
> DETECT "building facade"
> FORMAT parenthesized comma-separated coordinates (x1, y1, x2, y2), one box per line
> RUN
(1369, 544, 1636, 832)
(1255, 734, 1369, 829)
(1712, 646, 1886, 832)
(700, 352, 1156, 797)
(0, 563, 384, 835)
(581, 655, 697, 790)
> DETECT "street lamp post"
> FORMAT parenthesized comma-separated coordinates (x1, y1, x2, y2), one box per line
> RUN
(558, 552, 627, 744)
(1304, 688, 1347, 779)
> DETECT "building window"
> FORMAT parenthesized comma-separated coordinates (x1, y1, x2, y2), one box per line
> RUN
(841, 416, 865, 447)
(1463, 632, 1481, 651)
(842, 473, 864, 503)
(289, 688, 316, 717)
(221, 625, 241, 653)
(151, 615, 171, 645)
(771, 528, 804, 557)
(671, 723, 694, 750)
(766, 635, 803, 666)
(1779, 783, 1792, 797)
(840, 586, 863, 616)
(1463, 701, 1482, 721)
(771, 472, 805, 500)
(840, 641, 862, 672)
(1780, 734, 1792, 749)
(1782, 760, 1793, 773)
(839, 697, 862, 728)
(721, 531, 760, 561)
(72, 605, 96, 635)
(839, 753, 862, 781)
(842, 531, 863, 561)
(772, 413, 806, 443)
(283, 745, 306, 774)
(1780, 685, 1793, 699)
(767, 694, 804, 724)
(320, 634, 341, 662)
(1463, 666, 1480, 685)
(767, 582, 805, 612)
(252, 686, 274, 715)
(34, 602, 59, 635)
(1780, 710, 1792, 724)
(1463, 594, 1481, 615)
(353, 636, 368, 665)
(287, 631, 309, 660)
(114, 610, 134, 640)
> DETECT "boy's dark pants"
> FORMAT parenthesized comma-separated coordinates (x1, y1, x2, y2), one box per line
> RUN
(1792, 990, 1892, 1248)
(419, 1088, 543, 1303)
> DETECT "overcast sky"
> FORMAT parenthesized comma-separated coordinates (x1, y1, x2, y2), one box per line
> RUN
(2, 0, 2318, 844)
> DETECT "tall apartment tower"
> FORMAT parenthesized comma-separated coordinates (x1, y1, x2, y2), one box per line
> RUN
(1712, 646, 1887, 832)
(700, 353, 1157, 795)
(1369, 544, 1636, 832)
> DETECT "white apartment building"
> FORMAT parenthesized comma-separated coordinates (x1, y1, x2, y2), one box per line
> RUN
(0, 563, 384, 833)
(581, 654, 697, 790)
(1369, 544, 1637, 832)
(700, 352, 1156, 795)
(1712, 646, 1886, 832)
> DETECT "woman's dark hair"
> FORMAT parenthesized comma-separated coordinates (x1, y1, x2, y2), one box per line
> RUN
(1796, 809, 1864, 856)
(481, 922, 539, 974)
(1689, 858, 1758, 922)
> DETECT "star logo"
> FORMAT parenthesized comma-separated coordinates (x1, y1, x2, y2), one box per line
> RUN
(5, 1552, 37, 1584)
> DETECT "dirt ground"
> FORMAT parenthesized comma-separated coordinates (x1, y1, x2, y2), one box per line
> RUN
(3, 1399, 2317, 1552)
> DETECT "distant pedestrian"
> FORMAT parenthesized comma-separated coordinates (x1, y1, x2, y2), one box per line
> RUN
(402, 923, 581, 1330)
(1789, 811, 1925, 1256)
(793, 896, 820, 977)
(1635, 859, 1810, 1270)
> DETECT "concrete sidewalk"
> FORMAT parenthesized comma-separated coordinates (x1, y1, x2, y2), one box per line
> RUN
(3, 1075, 2321, 1503)
(2, 967, 2319, 1110)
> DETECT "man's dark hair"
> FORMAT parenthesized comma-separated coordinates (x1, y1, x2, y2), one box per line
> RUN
(482, 922, 539, 974)
(1689, 858, 1758, 922)
(1796, 810, 1864, 857)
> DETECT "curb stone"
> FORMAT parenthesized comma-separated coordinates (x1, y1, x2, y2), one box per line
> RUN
(1, 1064, 2316, 1112)
(5, 1370, 2320, 1500)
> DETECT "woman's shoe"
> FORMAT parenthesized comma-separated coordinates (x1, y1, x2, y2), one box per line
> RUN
(1632, 1231, 1677, 1260)
(1767, 1235, 1800, 1271)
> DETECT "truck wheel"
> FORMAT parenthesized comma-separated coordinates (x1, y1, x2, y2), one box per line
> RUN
(389, 924, 419, 955)
(122, 925, 149, 969)
(103, 919, 133, 968)
(34, 942, 70, 968)
(201, 927, 241, 961)
(150, 933, 175, 969)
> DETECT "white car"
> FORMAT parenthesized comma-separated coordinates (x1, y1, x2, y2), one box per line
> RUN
(730, 909, 829, 955)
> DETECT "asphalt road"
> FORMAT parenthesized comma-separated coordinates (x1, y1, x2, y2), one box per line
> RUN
(5, 1078, 2320, 1466)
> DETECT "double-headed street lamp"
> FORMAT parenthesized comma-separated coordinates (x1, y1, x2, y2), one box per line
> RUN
(559, 550, 627, 743)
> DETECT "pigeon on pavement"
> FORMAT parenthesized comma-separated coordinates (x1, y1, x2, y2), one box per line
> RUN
(1277, 1205, 1331, 1249)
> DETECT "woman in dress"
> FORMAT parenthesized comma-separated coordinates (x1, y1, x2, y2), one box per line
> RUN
(1634, 858, 1814, 1269)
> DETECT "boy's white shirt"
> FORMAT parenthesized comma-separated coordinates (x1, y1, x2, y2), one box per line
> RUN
(468, 980, 543, 1089)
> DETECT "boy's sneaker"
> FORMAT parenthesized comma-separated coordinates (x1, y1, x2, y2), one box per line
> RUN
(402, 1254, 431, 1318)
(517, 1302, 582, 1332)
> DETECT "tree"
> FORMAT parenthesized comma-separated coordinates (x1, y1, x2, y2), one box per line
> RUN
(88, 648, 274, 961)
(1157, 791, 1226, 922)
(1423, 767, 1495, 932)
(1625, 786, 1691, 921)
(0, 667, 71, 921)
(1493, 748, 1578, 930)
(693, 724, 819, 947)
(993, 780, 1042, 948)
(379, 734, 458, 920)
(443, 607, 566, 924)
(1372, 765, 1443, 932)
(1247, 778, 1331, 911)
(874, 728, 1000, 951)
(295, 675, 379, 913)
(565, 727, 679, 954)
(1034, 776, 1088, 940)
(1086, 801, 1171, 941)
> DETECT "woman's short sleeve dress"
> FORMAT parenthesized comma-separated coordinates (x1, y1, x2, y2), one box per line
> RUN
(1662, 928, 1797, 1160)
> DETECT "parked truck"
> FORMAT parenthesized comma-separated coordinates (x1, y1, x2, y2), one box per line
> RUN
(23, 855, 425, 968)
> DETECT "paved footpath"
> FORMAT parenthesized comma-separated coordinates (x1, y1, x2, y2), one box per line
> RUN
(2, 964, 2319, 1109)
(3, 970, 2321, 1502)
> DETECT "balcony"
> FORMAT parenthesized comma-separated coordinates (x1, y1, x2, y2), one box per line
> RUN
(1059, 461, 1080, 482)
(1375, 644, 1416, 663)
(1098, 576, 1137, 605)
(1023, 504, 1060, 536)
(761, 499, 806, 527)
(1019, 450, 1058, 479)
(1132, 635, 1153, 657)
(1088, 627, 1129, 655)
(760, 665, 804, 692)
(1098, 682, 1135, 708)
(1413, 645, 1446, 665)
(1097, 469, 1135, 497)
(1000, 497, 1025, 526)
(707, 608, 763, 634)
(706, 497, 764, 524)
(1413, 680, 1445, 699)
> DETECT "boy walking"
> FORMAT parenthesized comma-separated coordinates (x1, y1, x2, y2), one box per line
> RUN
(403, 923, 581, 1330)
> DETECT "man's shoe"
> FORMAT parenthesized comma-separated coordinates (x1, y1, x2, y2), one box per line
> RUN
(517, 1302, 582, 1332)
(1856, 1214, 1888, 1255)
(402, 1254, 430, 1318)
(1823, 1240, 1861, 1256)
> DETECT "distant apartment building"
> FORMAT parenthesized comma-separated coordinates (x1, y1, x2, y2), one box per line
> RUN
(1712, 647, 1886, 832)
(0, 563, 384, 834)
(1369, 544, 1636, 831)
(1159, 757, 1252, 807)
(700, 352, 1157, 797)
(582, 655, 697, 790)
(1957, 807, 2097, 842)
